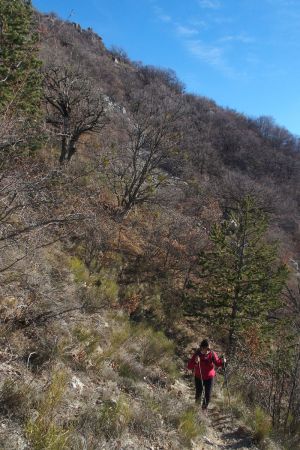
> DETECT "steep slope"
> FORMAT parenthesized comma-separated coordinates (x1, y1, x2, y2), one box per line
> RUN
(1, 7, 300, 450)
(38, 13, 300, 258)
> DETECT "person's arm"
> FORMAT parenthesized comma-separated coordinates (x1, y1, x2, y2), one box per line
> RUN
(213, 352, 225, 367)
(187, 353, 197, 371)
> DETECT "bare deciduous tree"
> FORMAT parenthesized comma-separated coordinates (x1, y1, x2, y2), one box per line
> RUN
(0, 161, 87, 275)
(43, 65, 108, 162)
(104, 82, 184, 216)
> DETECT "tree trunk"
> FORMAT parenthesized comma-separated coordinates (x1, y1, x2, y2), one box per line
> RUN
(284, 342, 300, 433)
(60, 135, 67, 163)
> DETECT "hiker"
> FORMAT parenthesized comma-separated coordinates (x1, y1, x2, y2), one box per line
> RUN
(187, 339, 225, 410)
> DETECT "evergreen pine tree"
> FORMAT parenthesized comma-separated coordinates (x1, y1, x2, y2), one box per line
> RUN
(0, 0, 41, 115)
(188, 196, 288, 356)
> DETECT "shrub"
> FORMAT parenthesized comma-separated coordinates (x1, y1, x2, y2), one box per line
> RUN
(119, 284, 142, 313)
(158, 391, 189, 428)
(57, 325, 104, 371)
(69, 256, 89, 283)
(216, 392, 247, 421)
(72, 325, 100, 355)
(250, 406, 272, 444)
(178, 407, 205, 447)
(102, 317, 178, 381)
(130, 402, 162, 438)
(0, 378, 32, 420)
(26, 421, 70, 450)
(139, 328, 175, 366)
(117, 359, 142, 380)
(94, 269, 119, 303)
(104, 317, 132, 357)
(80, 395, 133, 439)
(83, 269, 119, 310)
(99, 396, 133, 438)
(25, 369, 70, 450)
(136, 325, 179, 379)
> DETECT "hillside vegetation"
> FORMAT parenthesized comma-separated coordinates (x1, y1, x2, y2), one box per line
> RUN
(0, 2, 300, 449)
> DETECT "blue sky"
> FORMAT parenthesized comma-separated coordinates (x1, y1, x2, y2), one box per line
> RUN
(33, 0, 300, 136)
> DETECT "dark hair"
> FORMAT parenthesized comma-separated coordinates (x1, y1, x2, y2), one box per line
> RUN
(200, 339, 209, 349)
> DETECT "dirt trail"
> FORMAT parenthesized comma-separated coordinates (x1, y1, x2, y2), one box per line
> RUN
(196, 405, 259, 450)
(177, 376, 260, 450)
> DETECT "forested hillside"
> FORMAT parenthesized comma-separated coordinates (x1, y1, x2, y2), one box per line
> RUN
(1, 2, 300, 449)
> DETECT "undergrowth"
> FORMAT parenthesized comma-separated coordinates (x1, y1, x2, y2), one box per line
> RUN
(25, 369, 70, 450)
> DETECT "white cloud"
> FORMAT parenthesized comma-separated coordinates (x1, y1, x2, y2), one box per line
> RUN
(198, 0, 221, 9)
(158, 13, 172, 22)
(153, 6, 172, 23)
(186, 39, 236, 77)
(213, 16, 234, 24)
(176, 25, 199, 36)
(187, 40, 223, 64)
(188, 18, 207, 28)
(266, 0, 298, 5)
(219, 34, 255, 44)
(153, 6, 199, 36)
(150, 0, 239, 78)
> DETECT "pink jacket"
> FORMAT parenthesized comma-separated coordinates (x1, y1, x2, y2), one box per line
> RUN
(187, 350, 223, 380)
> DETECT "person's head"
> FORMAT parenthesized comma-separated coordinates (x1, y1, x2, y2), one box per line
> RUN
(199, 339, 210, 353)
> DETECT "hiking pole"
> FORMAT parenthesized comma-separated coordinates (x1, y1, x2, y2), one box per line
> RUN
(222, 357, 233, 423)
(197, 357, 206, 410)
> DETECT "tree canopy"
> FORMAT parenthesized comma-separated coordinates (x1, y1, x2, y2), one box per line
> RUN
(187, 196, 289, 356)
(0, 0, 41, 115)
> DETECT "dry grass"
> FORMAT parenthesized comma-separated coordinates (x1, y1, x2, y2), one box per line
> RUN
(25, 369, 70, 450)
(78, 394, 133, 440)
(0, 378, 33, 420)
(249, 407, 272, 445)
(178, 406, 206, 447)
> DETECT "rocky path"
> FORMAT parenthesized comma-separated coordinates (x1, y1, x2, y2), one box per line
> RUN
(197, 405, 258, 450)
(175, 377, 260, 450)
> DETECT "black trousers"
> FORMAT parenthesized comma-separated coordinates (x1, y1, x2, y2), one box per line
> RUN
(195, 377, 213, 407)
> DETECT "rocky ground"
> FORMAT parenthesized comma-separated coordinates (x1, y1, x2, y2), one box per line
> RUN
(0, 350, 282, 450)
(0, 246, 282, 450)
(174, 377, 262, 450)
